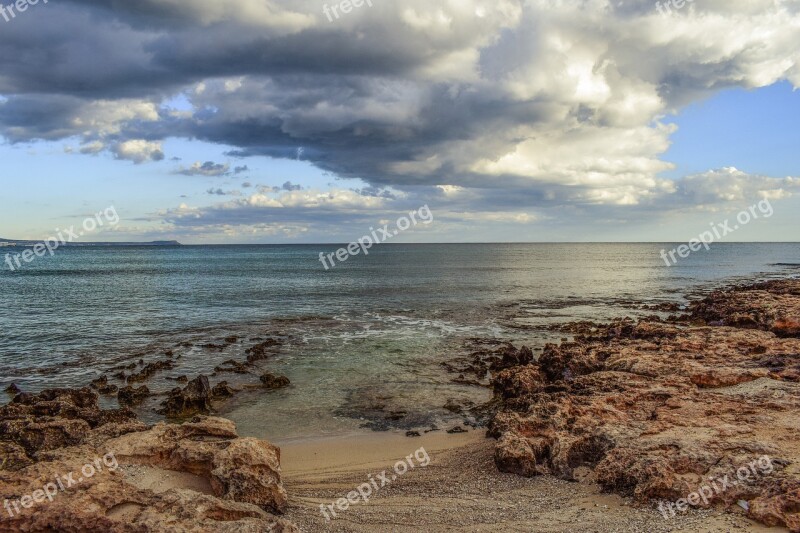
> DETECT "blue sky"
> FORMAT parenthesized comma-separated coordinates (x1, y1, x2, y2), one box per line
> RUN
(664, 82, 800, 179)
(0, 1, 798, 244)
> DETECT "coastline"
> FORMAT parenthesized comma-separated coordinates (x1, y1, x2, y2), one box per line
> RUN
(1, 276, 798, 531)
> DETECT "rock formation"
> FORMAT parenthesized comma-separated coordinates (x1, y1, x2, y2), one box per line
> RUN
(158, 376, 213, 417)
(0, 388, 296, 531)
(260, 373, 290, 390)
(490, 280, 800, 531)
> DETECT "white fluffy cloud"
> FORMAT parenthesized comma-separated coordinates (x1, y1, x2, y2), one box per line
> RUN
(111, 140, 165, 164)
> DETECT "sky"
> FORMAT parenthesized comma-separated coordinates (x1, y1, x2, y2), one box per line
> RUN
(0, 0, 799, 244)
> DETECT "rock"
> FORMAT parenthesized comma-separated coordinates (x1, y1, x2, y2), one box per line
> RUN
(117, 385, 150, 407)
(490, 280, 800, 531)
(158, 376, 213, 417)
(2, 418, 90, 458)
(202, 343, 227, 351)
(127, 360, 176, 383)
(441, 340, 535, 390)
(447, 426, 467, 434)
(690, 280, 800, 338)
(212, 381, 237, 399)
(452, 374, 484, 386)
(90, 376, 119, 395)
(224, 335, 239, 344)
(495, 432, 542, 477)
(406, 431, 421, 437)
(0, 415, 297, 530)
(214, 359, 250, 375)
(4, 383, 21, 395)
(260, 373, 290, 390)
(0, 388, 138, 469)
(443, 398, 475, 415)
(246, 338, 282, 363)
(444, 399, 463, 413)
(499, 345, 534, 369)
(0, 441, 34, 471)
(492, 366, 546, 399)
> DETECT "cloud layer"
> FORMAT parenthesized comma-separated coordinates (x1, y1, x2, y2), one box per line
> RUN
(1, 0, 799, 237)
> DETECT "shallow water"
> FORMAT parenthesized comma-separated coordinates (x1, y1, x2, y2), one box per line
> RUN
(1, 243, 798, 439)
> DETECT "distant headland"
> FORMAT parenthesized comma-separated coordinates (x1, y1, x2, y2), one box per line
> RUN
(0, 238, 181, 247)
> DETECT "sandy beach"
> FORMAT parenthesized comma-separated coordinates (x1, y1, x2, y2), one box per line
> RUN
(279, 430, 785, 532)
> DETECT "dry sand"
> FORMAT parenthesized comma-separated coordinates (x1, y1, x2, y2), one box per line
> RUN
(278, 428, 788, 533)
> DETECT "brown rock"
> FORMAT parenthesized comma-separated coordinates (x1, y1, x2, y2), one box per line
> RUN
(246, 338, 282, 363)
(158, 376, 213, 417)
(490, 281, 800, 531)
(0, 388, 138, 469)
(260, 373, 290, 390)
(117, 385, 150, 407)
(0, 416, 297, 531)
(90, 376, 119, 395)
(214, 359, 250, 375)
(0, 441, 34, 471)
(212, 381, 237, 399)
(127, 360, 176, 383)
(690, 280, 800, 338)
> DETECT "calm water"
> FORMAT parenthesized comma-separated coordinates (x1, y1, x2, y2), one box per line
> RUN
(1, 243, 798, 441)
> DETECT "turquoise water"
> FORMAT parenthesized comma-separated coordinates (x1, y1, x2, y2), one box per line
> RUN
(1, 243, 798, 440)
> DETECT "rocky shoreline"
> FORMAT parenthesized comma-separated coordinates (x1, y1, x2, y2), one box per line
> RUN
(1, 278, 798, 531)
(0, 387, 296, 531)
(489, 279, 800, 531)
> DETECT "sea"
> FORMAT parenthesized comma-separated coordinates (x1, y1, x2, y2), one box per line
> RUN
(1, 243, 798, 442)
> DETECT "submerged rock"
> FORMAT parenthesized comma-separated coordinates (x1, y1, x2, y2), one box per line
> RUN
(260, 373, 290, 390)
(214, 359, 250, 375)
(212, 381, 237, 399)
(4, 383, 21, 395)
(246, 338, 282, 363)
(127, 360, 176, 383)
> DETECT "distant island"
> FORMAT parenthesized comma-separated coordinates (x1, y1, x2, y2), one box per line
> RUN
(0, 237, 181, 247)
